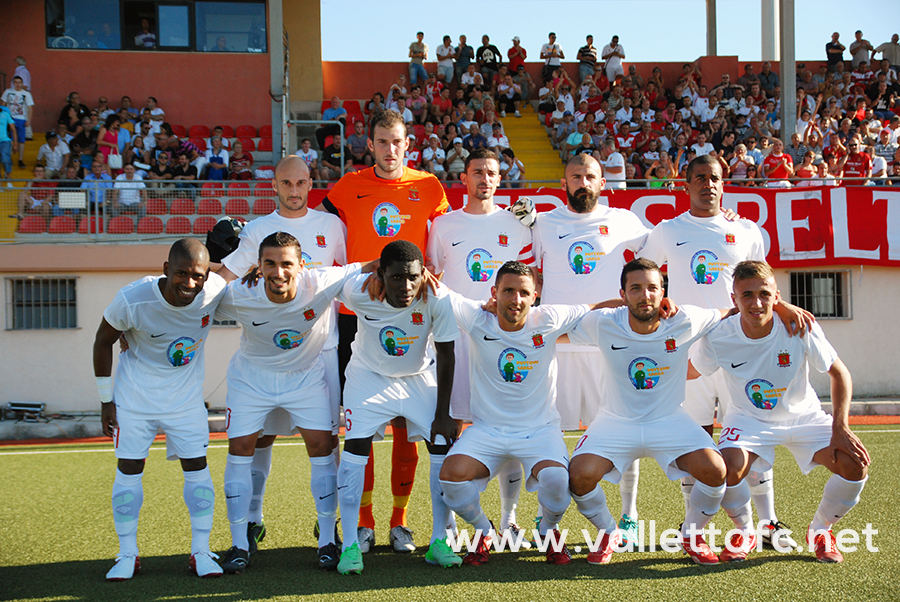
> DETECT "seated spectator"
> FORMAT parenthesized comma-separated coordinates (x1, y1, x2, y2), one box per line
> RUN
(36, 130, 70, 179)
(421, 134, 446, 180)
(839, 137, 873, 185)
(499, 147, 525, 188)
(389, 74, 408, 97)
(366, 92, 386, 123)
(496, 74, 522, 118)
(463, 123, 488, 153)
(80, 160, 114, 210)
(690, 131, 714, 156)
(639, 137, 662, 171)
(552, 111, 576, 149)
(794, 150, 819, 186)
(172, 153, 198, 194)
(402, 133, 421, 169)
(169, 135, 206, 178)
(445, 138, 468, 179)
(320, 135, 353, 180)
(346, 120, 373, 168)
(395, 97, 414, 125)
(228, 141, 253, 180)
(487, 123, 510, 153)
(743, 163, 761, 186)
(597, 138, 626, 189)
(573, 133, 596, 157)
(13, 165, 58, 221)
(207, 125, 231, 149)
(315, 96, 347, 150)
(113, 164, 147, 217)
(729, 143, 755, 180)
(538, 80, 556, 114)
(407, 86, 428, 125)
(441, 123, 459, 151)
(295, 137, 321, 183)
(763, 138, 794, 187)
(458, 109, 478, 135)
(147, 151, 175, 190)
(513, 65, 534, 100)
(430, 87, 453, 124)
(124, 135, 151, 176)
(562, 121, 590, 160)
(204, 136, 229, 180)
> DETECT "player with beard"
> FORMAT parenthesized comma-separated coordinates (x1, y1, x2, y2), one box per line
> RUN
(531, 154, 650, 545)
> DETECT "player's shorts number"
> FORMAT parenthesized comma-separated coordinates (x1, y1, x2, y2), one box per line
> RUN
(720, 427, 742, 442)
(345, 408, 352, 432)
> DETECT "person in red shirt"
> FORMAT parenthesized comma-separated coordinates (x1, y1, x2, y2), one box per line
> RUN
(633, 120, 658, 156)
(839, 137, 873, 185)
(763, 138, 795, 187)
(507, 36, 527, 72)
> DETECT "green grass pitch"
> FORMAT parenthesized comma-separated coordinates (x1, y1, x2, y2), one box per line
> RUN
(1, 426, 898, 602)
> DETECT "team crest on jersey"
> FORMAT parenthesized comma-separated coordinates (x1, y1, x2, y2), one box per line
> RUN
(777, 350, 791, 367)
(274, 329, 305, 349)
(531, 333, 545, 348)
(201, 314, 210, 328)
(380, 326, 415, 356)
(372, 202, 407, 237)
(568, 241, 602, 275)
(411, 311, 424, 325)
(745, 378, 782, 410)
(628, 357, 668, 390)
(303, 308, 316, 321)
(598, 225, 609, 236)
(498, 233, 509, 247)
(316, 234, 327, 248)
(690, 250, 723, 285)
(466, 248, 499, 282)
(167, 337, 199, 367)
(665, 337, 677, 353)
(498, 347, 530, 383)
(408, 187, 420, 202)
(725, 233, 736, 245)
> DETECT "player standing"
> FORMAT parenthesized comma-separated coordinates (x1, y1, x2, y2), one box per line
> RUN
(93, 239, 226, 580)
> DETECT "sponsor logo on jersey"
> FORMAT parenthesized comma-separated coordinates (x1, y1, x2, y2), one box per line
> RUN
(532, 333, 544, 348)
(201, 314, 210, 328)
(567, 241, 604, 275)
(628, 357, 669, 390)
(316, 234, 327, 248)
(598, 225, 609, 236)
(411, 310, 424, 325)
(167, 337, 199, 367)
(466, 248, 501, 282)
(777, 350, 791, 367)
(372, 202, 408, 237)
(498, 347, 531, 383)
(690, 250, 725, 285)
(380, 326, 417, 356)
(725, 233, 736, 244)
(745, 378, 784, 410)
(303, 308, 316, 321)
(301, 251, 322, 269)
(665, 337, 676, 353)
(274, 329, 305, 349)
(498, 233, 509, 247)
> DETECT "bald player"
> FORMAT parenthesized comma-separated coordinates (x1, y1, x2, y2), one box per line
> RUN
(94, 239, 227, 581)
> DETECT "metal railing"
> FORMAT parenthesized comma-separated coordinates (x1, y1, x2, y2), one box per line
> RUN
(286, 119, 345, 177)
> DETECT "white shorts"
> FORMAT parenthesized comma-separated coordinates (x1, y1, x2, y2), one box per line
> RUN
(342, 362, 437, 443)
(447, 423, 569, 492)
(555, 349, 604, 430)
(259, 346, 341, 437)
(572, 410, 719, 483)
(225, 354, 332, 439)
(449, 331, 472, 422)
(114, 404, 209, 461)
(684, 366, 729, 427)
(718, 410, 833, 475)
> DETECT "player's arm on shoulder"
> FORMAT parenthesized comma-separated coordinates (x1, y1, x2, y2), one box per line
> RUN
(826, 357, 870, 468)
(93, 317, 124, 437)
(773, 298, 815, 336)
(215, 264, 239, 281)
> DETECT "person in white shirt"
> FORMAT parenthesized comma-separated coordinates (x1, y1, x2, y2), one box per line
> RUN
(689, 260, 869, 563)
(598, 139, 626, 190)
(487, 123, 510, 153)
(93, 239, 228, 581)
(295, 137, 320, 182)
(36, 130, 69, 178)
(540, 32, 564, 82)
(335, 240, 460, 575)
(146, 96, 165, 136)
(203, 136, 229, 180)
(601, 35, 625, 83)
(690, 132, 715, 157)
(421, 134, 446, 179)
(113, 164, 146, 216)
(2, 75, 33, 167)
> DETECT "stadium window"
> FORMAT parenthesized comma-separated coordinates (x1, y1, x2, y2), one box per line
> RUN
(195, 2, 267, 52)
(5, 277, 78, 331)
(788, 270, 851, 320)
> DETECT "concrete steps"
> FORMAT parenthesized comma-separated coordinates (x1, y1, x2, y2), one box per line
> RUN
(500, 104, 562, 183)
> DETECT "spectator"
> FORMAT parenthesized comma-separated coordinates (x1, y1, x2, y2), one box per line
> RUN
(445, 137, 468, 179)
(95, 96, 115, 120)
(430, 86, 453, 124)
(826, 32, 846, 72)
(763, 138, 794, 187)
(97, 114, 122, 173)
(508, 36, 527, 73)
(873, 34, 900, 73)
(346, 120, 373, 168)
(169, 135, 206, 179)
(2, 75, 33, 168)
(228, 140, 253, 180)
(628, 64, 645, 90)
(499, 147, 524, 188)
(552, 111, 576, 149)
(744, 163, 761, 186)
(315, 96, 347, 150)
(395, 97, 414, 125)
(204, 136, 229, 180)
(870, 145, 888, 184)
(435, 35, 455, 83)
(850, 30, 875, 68)
(295, 137, 321, 182)
(601, 35, 625, 84)
(540, 32, 564, 82)
(691, 131, 714, 156)
(839, 137, 872, 185)
(145, 97, 165, 137)
(365, 92, 386, 122)
(729, 143, 754, 180)
(80, 160, 114, 210)
(424, 72, 444, 102)
(874, 128, 898, 161)
(124, 135, 150, 175)
(497, 74, 522, 118)
(758, 61, 780, 96)
(172, 152, 198, 194)
(36, 130, 69, 179)
(463, 123, 487, 152)
(13, 56, 31, 91)
(58, 91, 89, 125)
(319, 135, 352, 180)
(794, 150, 819, 187)
(785, 132, 809, 166)
(487, 123, 509, 154)
(146, 151, 175, 190)
(454, 35, 475, 85)
(72, 115, 99, 175)
(737, 64, 759, 89)
(113, 164, 147, 217)
(598, 137, 625, 189)
(477, 35, 502, 85)
(13, 165, 57, 220)
(577, 35, 598, 83)
(421, 134, 446, 180)
(407, 86, 428, 125)
(0, 105, 16, 182)
(206, 125, 230, 150)
(408, 32, 428, 86)
(119, 95, 139, 122)
(441, 123, 459, 151)
(135, 18, 156, 49)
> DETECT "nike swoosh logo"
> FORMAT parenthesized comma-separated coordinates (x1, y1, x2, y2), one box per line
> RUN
(337, 485, 348, 490)
(226, 495, 239, 499)
(700, 510, 716, 516)
(508, 477, 521, 484)
(252, 321, 270, 327)
(731, 362, 747, 368)
(318, 492, 335, 500)
(484, 335, 500, 341)
(364, 315, 378, 321)
(558, 233, 572, 239)
(400, 481, 414, 487)
(758, 479, 770, 485)
(150, 333, 166, 338)
(611, 344, 628, 350)
(357, 194, 370, 199)
(451, 241, 464, 246)
(676, 241, 690, 246)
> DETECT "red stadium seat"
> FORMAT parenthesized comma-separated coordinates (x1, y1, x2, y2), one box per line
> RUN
(170, 198, 196, 214)
(235, 125, 256, 137)
(197, 198, 222, 215)
(165, 216, 191, 234)
(190, 137, 207, 152)
(251, 197, 276, 215)
(48, 215, 76, 234)
(254, 182, 275, 196)
(146, 198, 167, 215)
(413, 125, 425, 140)
(108, 216, 134, 234)
(171, 124, 188, 137)
(192, 216, 217, 234)
(78, 216, 104, 233)
(18, 216, 46, 233)
(238, 137, 255, 151)
(137, 216, 164, 234)
(217, 125, 235, 137)
(258, 125, 272, 138)
(256, 164, 275, 173)
(257, 138, 273, 152)
(224, 198, 250, 215)
(343, 100, 362, 113)
(200, 182, 224, 197)
(347, 111, 365, 126)
(228, 182, 251, 196)
(320, 100, 331, 113)
(189, 125, 211, 138)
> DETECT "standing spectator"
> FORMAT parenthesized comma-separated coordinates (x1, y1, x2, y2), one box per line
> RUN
(601, 35, 625, 84)
(873, 34, 900, 73)
(759, 61, 780, 96)
(204, 136, 229, 180)
(540, 32, 564, 82)
(145, 97, 164, 137)
(134, 18, 156, 49)
(763, 138, 794, 187)
(577, 35, 598, 83)
(2, 75, 33, 168)
(13, 56, 31, 91)
(316, 96, 347, 150)
(454, 35, 475, 86)
(435, 35, 455, 84)
(476, 35, 502, 85)
(346, 120, 373, 168)
(228, 140, 253, 180)
(295, 137, 321, 182)
(507, 36, 527, 73)
(826, 32, 846, 72)
(97, 115, 122, 173)
(850, 30, 874, 68)
(0, 105, 17, 183)
(408, 32, 428, 86)
(36, 130, 69, 178)
(112, 164, 147, 217)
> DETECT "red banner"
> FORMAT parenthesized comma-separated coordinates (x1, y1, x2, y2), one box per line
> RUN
(308, 186, 900, 268)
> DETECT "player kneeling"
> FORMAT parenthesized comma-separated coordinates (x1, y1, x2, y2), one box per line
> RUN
(689, 260, 869, 563)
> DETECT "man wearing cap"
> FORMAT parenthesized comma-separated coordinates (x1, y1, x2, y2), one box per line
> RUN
(553, 111, 576, 150)
(508, 36, 527, 73)
(36, 130, 70, 179)
(514, 65, 534, 101)
(422, 134, 446, 180)
(577, 36, 598, 84)
(487, 123, 510, 154)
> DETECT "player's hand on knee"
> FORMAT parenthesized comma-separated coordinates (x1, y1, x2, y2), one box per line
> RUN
(830, 425, 871, 469)
(431, 415, 458, 446)
(101, 402, 118, 438)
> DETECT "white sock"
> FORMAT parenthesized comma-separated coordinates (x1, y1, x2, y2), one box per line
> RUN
(536, 466, 570, 535)
(681, 475, 695, 515)
(747, 468, 776, 523)
(183, 466, 215, 554)
(572, 483, 617, 532)
(429, 454, 453, 544)
(310, 451, 338, 547)
(223, 454, 253, 551)
(112, 470, 143, 556)
(619, 459, 640, 519)
(811, 474, 867, 531)
(249, 445, 273, 524)
(337, 450, 368, 552)
(721, 480, 753, 532)
(497, 459, 522, 530)
(683, 480, 726, 537)
(440, 479, 492, 532)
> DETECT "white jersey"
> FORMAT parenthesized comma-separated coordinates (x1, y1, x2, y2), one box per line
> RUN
(692, 317, 837, 423)
(448, 291, 589, 433)
(103, 273, 227, 417)
(427, 207, 534, 302)
(569, 305, 721, 421)
(338, 274, 458, 377)
(222, 210, 347, 350)
(533, 204, 650, 305)
(215, 264, 360, 371)
(639, 212, 765, 309)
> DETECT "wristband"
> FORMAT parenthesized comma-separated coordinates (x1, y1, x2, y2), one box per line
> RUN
(96, 376, 113, 404)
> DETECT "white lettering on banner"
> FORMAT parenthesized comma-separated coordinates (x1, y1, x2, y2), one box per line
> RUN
(723, 192, 771, 255)
(628, 195, 676, 229)
(878, 191, 900, 261)
(775, 190, 827, 261)
(830, 188, 881, 260)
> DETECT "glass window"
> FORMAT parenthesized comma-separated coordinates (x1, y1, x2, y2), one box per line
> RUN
(195, 2, 266, 52)
(158, 4, 191, 48)
(46, 0, 122, 49)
